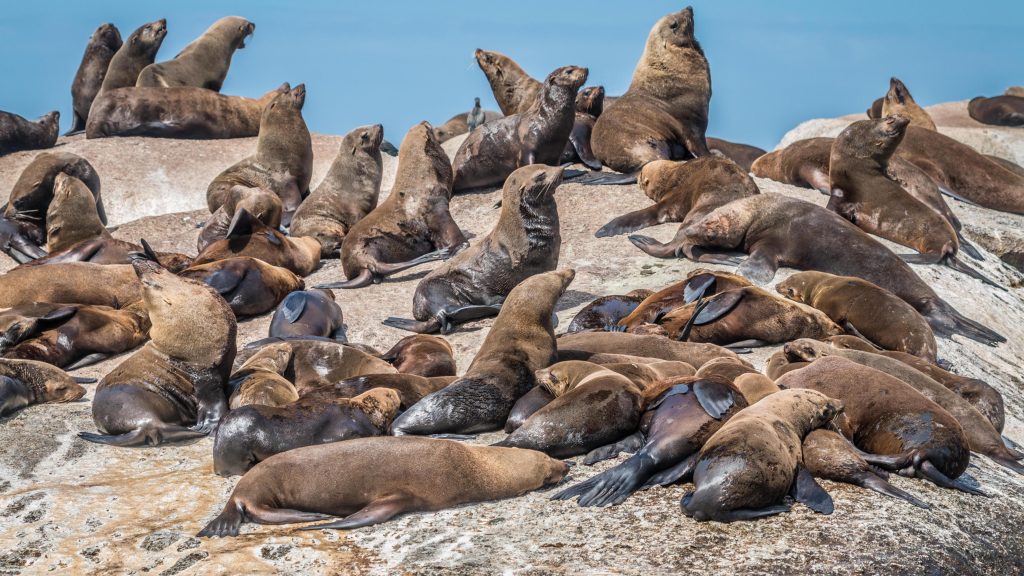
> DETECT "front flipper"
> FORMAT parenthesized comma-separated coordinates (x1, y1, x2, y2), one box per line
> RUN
(568, 171, 638, 186)
(627, 234, 679, 258)
(640, 453, 698, 489)
(859, 472, 931, 509)
(693, 378, 736, 420)
(790, 467, 834, 515)
(736, 251, 779, 284)
(693, 290, 745, 326)
(570, 128, 602, 171)
(299, 495, 410, 530)
(724, 339, 768, 349)
(382, 316, 443, 334)
(840, 321, 883, 349)
(582, 431, 645, 466)
(683, 273, 716, 303)
(797, 164, 830, 194)
(681, 492, 791, 522)
(595, 205, 664, 238)
(279, 291, 308, 323)
(442, 304, 503, 329)
(957, 233, 982, 260)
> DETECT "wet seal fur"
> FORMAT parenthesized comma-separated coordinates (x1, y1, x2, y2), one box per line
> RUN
(268, 289, 343, 340)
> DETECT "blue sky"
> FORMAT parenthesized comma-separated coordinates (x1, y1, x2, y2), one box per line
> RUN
(1, 1, 1021, 149)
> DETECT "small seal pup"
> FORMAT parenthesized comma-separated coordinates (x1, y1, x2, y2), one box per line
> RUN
(181, 257, 305, 318)
(881, 78, 936, 130)
(192, 208, 321, 277)
(384, 164, 563, 333)
(197, 436, 569, 536)
(96, 19, 167, 97)
(0, 359, 87, 417)
(268, 289, 344, 340)
(79, 257, 236, 446)
(451, 66, 587, 191)
(378, 335, 456, 378)
(318, 122, 468, 289)
(67, 23, 122, 135)
(390, 269, 575, 435)
(0, 111, 59, 156)
(136, 16, 255, 91)
(289, 124, 384, 257)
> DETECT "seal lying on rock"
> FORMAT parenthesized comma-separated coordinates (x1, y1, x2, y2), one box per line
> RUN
(378, 335, 456, 378)
(197, 184, 283, 252)
(0, 359, 88, 417)
(616, 269, 752, 331)
(181, 257, 304, 318)
(565, 290, 652, 333)
(192, 209, 321, 277)
(0, 111, 59, 157)
(968, 94, 1024, 127)
(0, 263, 141, 308)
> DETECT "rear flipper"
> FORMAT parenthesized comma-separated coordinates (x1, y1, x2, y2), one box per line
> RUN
(900, 253, 1004, 290)
(858, 472, 931, 509)
(595, 205, 664, 238)
(570, 129, 602, 171)
(78, 424, 206, 447)
(957, 232, 982, 260)
(64, 112, 85, 136)
(797, 164, 831, 194)
(65, 353, 112, 371)
(197, 502, 245, 538)
(680, 492, 791, 523)
(582, 431, 645, 466)
(640, 453, 698, 489)
(299, 495, 410, 530)
(554, 453, 657, 508)
(725, 339, 769, 349)
(383, 316, 442, 334)
(790, 467, 834, 515)
(316, 269, 375, 290)
(627, 234, 681, 258)
(917, 460, 989, 496)
(1004, 436, 1024, 453)
(841, 322, 883, 349)
(937, 184, 981, 207)
(926, 299, 1006, 346)
(441, 304, 503, 331)
(737, 250, 779, 284)
(989, 454, 1024, 475)
(567, 171, 638, 186)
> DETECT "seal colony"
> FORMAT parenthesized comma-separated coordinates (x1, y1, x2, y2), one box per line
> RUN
(1, 8, 1024, 573)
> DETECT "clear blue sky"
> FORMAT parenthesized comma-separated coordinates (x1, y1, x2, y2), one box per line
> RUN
(2, 1, 1021, 149)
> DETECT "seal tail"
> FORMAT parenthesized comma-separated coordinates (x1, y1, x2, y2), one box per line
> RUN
(197, 501, 244, 538)
(567, 171, 638, 186)
(78, 425, 206, 447)
(925, 299, 1006, 347)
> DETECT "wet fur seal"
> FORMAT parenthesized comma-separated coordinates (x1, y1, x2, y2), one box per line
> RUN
(0, 359, 87, 417)
(591, 7, 712, 173)
(0, 262, 140, 308)
(390, 269, 575, 435)
(776, 270, 937, 362)
(385, 164, 563, 333)
(617, 269, 752, 331)
(192, 209, 321, 276)
(318, 122, 467, 289)
(680, 193, 1004, 346)
(213, 388, 400, 477)
(290, 125, 384, 257)
(452, 66, 587, 191)
(557, 331, 743, 368)
(881, 78, 936, 130)
(968, 95, 1024, 127)
(181, 256, 304, 317)
(79, 257, 236, 446)
(565, 289, 652, 333)
(197, 184, 283, 251)
(206, 84, 312, 225)
(268, 289, 343, 339)
(136, 16, 254, 91)
(0, 111, 59, 157)
(96, 19, 167, 97)
(330, 373, 455, 409)
(378, 335, 456, 378)
(475, 49, 542, 116)
(67, 23, 123, 135)
(198, 436, 569, 536)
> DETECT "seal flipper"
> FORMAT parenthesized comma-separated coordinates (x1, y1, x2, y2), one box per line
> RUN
(595, 205, 664, 238)
(568, 171, 638, 186)
(66, 353, 111, 371)
(737, 251, 779, 284)
(640, 452, 698, 489)
(683, 273, 716, 303)
(197, 502, 245, 538)
(627, 234, 680, 258)
(692, 290, 745, 326)
(957, 233, 983, 260)
(841, 321, 883, 349)
(858, 473, 931, 509)
(578, 453, 658, 507)
(944, 254, 1004, 290)
(316, 269, 375, 290)
(693, 378, 735, 420)
(681, 492, 791, 522)
(1004, 435, 1024, 453)
(917, 460, 989, 496)
(78, 425, 206, 447)
(382, 316, 443, 334)
(582, 431, 645, 466)
(790, 466, 834, 514)
(280, 292, 307, 323)
(371, 246, 459, 277)
(300, 495, 410, 530)
(442, 304, 503, 328)
(926, 299, 1005, 346)
(570, 127, 602, 171)
(65, 112, 86, 137)
(205, 267, 244, 296)
(797, 164, 830, 194)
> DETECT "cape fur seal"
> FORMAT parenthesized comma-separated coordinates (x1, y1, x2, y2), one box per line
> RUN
(591, 7, 712, 174)
(565, 289, 652, 333)
(881, 78, 936, 130)
(433, 106, 503, 143)
(617, 269, 752, 331)
(379, 335, 456, 378)
(227, 342, 296, 409)
(330, 373, 455, 409)
(192, 209, 321, 277)
(181, 256, 304, 317)
(318, 122, 467, 289)
(557, 331, 742, 368)
(67, 23, 122, 135)
(197, 184, 283, 251)
(558, 85, 604, 170)
(968, 94, 1024, 127)
(0, 262, 140, 308)
(705, 138, 766, 172)
(384, 164, 563, 333)
(96, 19, 167, 97)
(290, 124, 384, 257)
(0, 359, 87, 417)
(390, 269, 575, 435)
(475, 49, 542, 116)
(80, 257, 236, 446)
(0, 111, 59, 156)
(268, 289, 343, 339)
(198, 436, 569, 536)
(451, 66, 587, 191)
(136, 16, 255, 91)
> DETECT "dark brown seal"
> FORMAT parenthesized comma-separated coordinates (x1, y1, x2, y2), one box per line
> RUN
(705, 138, 767, 172)
(0, 111, 59, 156)
(617, 269, 752, 331)
(475, 49, 542, 116)
(378, 335, 456, 378)
(80, 257, 236, 446)
(330, 373, 455, 409)
(558, 86, 605, 170)
(96, 19, 167, 97)
(881, 78, 936, 130)
(451, 66, 587, 191)
(318, 122, 467, 289)
(384, 164, 563, 333)
(181, 256, 304, 317)
(565, 289, 653, 333)
(290, 124, 384, 257)
(0, 359, 87, 417)
(592, 7, 712, 173)
(136, 16, 255, 91)
(67, 23, 122, 135)
(867, 97, 883, 119)
(197, 436, 569, 536)
(192, 208, 321, 276)
(968, 95, 1024, 127)
(197, 184, 283, 252)
(267, 289, 343, 340)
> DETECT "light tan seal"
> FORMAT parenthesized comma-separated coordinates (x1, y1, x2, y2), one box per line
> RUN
(881, 78, 936, 130)
(136, 16, 255, 91)
(475, 49, 542, 116)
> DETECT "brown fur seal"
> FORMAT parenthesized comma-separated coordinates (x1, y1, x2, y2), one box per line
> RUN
(319, 122, 467, 289)
(290, 125, 384, 257)
(776, 270, 937, 362)
(206, 84, 312, 225)
(329, 373, 455, 409)
(705, 138, 766, 172)
(136, 16, 254, 91)
(968, 94, 1024, 127)
(451, 66, 587, 191)
(197, 184, 283, 251)
(867, 97, 884, 119)
(198, 436, 569, 536)
(475, 49, 542, 116)
(600, 158, 759, 260)
(881, 78, 936, 130)
(0, 262, 140, 308)
(765, 350, 807, 380)
(591, 7, 712, 174)
(181, 256, 304, 317)
(680, 193, 1005, 345)
(287, 340, 397, 396)
(433, 107, 503, 143)
(784, 339, 1023, 474)
(565, 289, 653, 333)
(617, 269, 752, 331)
(694, 357, 760, 384)
(0, 301, 149, 370)
(0, 359, 87, 417)
(87, 84, 287, 140)
(96, 19, 167, 97)
(557, 331, 742, 368)
(80, 257, 236, 446)
(0, 111, 59, 156)
(268, 289, 343, 340)
(379, 335, 456, 378)
(390, 269, 574, 435)
(227, 342, 297, 409)
(67, 23, 123, 135)
(192, 209, 321, 276)
(213, 388, 400, 477)
(681, 388, 841, 522)
(659, 286, 843, 347)
(777, 356, 982, 494)
(385, 164, 563, 333)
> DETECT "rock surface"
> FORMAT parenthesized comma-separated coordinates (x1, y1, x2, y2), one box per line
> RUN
(0, 111, 1023, 575)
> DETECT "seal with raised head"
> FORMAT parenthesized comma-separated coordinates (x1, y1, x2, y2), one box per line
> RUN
(136, 16, 254, 91)
(181, 256, 304, 318)
(206, 84, 312, 225)
(0, 262, 140, 308)
(79, 257, 236, 446)
(268, 289, 343, 340)
(0, 111, 59, 156)
(565, 289, 653, 333)
(289, 124, 384, 257)
(557, 331, 742, 368)
(67, 23, 122, 135)
(679, 193, 1004, 346)
(616, 269, 752, 331)
(0, 359, 87, 417)
(776, 270, 937, 362)
(475, 49, 542, 116)
(197, 184, 283, 252)
(197, 436, 569, 536)
(96, 19, 167, 97)
(591, 7, 712, 174)
(378, 335, 456, 378)
(192, 209, 321, 277)
(213, 388, 400, 477)
(390, 269, 575, 435)
(867, 97, 884, 119)
(968, 94, 1024, 127)
(881, 78, 936, 130)
(451, 66, 587, 191)
(318, 122, 467, 289)
(385, 164, 563, 334)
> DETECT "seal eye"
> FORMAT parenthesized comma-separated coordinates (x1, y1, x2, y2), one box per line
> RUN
(669, 20, 679, 30)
